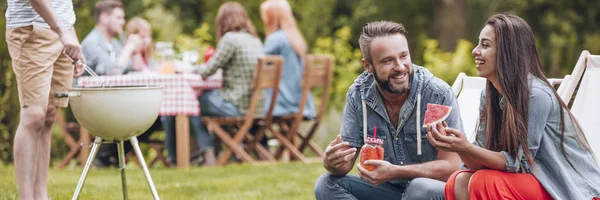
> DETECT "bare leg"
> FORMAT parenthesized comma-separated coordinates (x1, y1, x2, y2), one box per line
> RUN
(14, 106, 47, 200)
(454, 172, 473, 200)
(33, 106, 58, 200)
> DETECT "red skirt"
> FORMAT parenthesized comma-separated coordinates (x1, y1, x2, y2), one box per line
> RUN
(444, 170, 553, 200)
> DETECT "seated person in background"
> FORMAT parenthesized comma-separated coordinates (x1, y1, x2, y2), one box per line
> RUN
(438, 14, 600, 200)
(314, 21, 463, 200)
(81, 0, 142, 76)
(160, 1, 264, 166)
(125, 16, 154, 73)
(260, 0, 316, 118)
(81, 1, 158, 167)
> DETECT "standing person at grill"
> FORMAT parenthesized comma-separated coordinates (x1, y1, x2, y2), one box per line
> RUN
(259, 0, 316, 118)
(5, 0, 84, 198)
(161, 1, 264, 166)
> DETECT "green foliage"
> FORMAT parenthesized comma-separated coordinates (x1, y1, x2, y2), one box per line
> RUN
(174, 23, 213, 57)
(143, 3, 182, 42)
(422, 39, 478, 84)
(312, 26, 364, 109)
(0, 5, 18, 164)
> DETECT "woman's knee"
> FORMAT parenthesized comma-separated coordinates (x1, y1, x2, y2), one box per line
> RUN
(468, 170, 504, 193)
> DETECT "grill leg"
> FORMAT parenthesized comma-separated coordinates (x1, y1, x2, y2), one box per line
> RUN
(118, 140, 128, 200)
(72, 137, 103, 200)
(131, 136, 160, 200)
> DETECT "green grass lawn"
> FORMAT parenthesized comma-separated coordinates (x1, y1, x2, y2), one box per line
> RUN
(0, 162, 331, 200)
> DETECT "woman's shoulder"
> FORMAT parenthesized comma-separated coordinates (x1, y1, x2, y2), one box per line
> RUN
(221, 32, 261, 46)
(269, 30, 287, 39)
(265, 31, 289, 44)
(221, 31, 250, 41)
(529, 77, 555, 98)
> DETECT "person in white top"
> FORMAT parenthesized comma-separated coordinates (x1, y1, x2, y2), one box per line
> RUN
(5, 0, 84, 199)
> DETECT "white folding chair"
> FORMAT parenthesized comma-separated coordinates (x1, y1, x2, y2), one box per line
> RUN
(556, 50, 600, 163)
(451, 73, 487, 142)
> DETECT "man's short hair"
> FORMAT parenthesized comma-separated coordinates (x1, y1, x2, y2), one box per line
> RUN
(359, 21, 407, 64)
(94, 0, 124, 22)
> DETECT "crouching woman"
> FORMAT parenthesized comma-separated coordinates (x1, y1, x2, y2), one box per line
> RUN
(427, 13, 600, 200)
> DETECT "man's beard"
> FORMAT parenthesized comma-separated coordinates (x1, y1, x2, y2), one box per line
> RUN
(372, 67, 411, 94)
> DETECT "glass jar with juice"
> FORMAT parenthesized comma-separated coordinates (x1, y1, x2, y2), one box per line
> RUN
(360, 136, 384, 171)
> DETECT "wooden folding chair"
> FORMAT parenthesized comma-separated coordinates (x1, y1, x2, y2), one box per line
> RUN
(203, 56, 283, 165)
(269, 55, 334, 162)
(55, 108, 83, 169)
(125, 139, 170, 167)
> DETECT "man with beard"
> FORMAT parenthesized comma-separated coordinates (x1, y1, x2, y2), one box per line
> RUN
(314, 21, 463, 200)
(80, 0, 148, 167)
(81, 0, 142, 76)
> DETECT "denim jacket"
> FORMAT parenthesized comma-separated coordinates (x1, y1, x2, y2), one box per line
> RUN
(341, 64, 463, 186)
(473, 75, 600, 199)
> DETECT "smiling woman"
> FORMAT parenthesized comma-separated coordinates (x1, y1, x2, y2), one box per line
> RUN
(431, 14, 600, 200)
(472, 25, 497, 80)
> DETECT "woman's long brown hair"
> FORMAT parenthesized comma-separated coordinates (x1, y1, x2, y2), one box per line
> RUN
(481, 14, 592, 170)
(215, 2, 257, 42)
(126, 17, 153, 63)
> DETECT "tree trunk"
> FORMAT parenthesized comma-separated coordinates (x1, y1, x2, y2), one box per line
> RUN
(435, 0, 467, 51)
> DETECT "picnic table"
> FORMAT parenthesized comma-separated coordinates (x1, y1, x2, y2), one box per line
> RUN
(77, 72, 223, 168)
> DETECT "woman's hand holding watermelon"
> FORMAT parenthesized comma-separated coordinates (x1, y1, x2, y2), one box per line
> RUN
(426, 122, 472, 153)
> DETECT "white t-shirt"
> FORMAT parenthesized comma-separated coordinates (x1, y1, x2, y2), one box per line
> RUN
(5, 0, 76, 29)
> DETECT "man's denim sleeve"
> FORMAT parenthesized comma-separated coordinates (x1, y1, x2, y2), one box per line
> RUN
(340, 89, 364, 148)
(504, 88, 552, 173)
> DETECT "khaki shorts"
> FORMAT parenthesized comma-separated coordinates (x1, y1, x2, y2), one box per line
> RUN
(6, 26, 74, 108)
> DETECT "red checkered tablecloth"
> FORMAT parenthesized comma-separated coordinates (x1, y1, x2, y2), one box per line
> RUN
(77, 73, 222, 116)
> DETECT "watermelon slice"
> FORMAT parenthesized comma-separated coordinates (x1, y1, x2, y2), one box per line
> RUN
(423, 103, 453, 128)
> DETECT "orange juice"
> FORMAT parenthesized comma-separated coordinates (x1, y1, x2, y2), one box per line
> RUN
(360, 137, 384, 171)
(162, 61, 175, 74)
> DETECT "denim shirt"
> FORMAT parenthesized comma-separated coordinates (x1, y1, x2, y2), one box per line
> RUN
(341, 65, 463, 186)
(81, 27, 129, 76)
(263, 30, 316, 118)
(473, 75, 600, 199)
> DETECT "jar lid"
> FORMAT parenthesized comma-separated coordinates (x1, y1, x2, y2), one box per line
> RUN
(365, 137, 384, 145)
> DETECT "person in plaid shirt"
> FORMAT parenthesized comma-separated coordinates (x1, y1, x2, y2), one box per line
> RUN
(161, 1, 264, 166)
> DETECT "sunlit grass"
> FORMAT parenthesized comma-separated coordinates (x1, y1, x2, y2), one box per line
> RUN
(0, 162, 328, 200)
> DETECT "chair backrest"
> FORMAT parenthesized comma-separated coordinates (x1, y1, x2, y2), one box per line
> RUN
(244, 56, 284, 126)
(295, 55, 335, 122)
(451, 72, 487, 142)
(563, 52, 600, 161)
(557, 51, 591, 103)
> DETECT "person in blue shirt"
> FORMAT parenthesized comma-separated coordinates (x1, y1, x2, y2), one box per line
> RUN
(260, 0, 316, 118)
